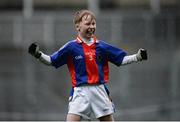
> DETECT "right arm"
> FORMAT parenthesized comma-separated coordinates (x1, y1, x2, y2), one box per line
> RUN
(39, 52, 52, 66)
(28, 42, 71, 68)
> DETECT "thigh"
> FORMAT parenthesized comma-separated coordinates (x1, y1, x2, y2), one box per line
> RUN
(90, 85, 115, 118)
(68, 87, 91, 120)
(98, 114, 114, 121)
(66, 113, 81, 121)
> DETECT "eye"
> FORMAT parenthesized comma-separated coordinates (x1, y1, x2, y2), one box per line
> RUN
(85, 22, 90, 26)
(92, 22, 96, 25)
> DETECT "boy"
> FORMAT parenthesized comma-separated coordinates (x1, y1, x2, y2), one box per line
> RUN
(28, 10, 147, 121)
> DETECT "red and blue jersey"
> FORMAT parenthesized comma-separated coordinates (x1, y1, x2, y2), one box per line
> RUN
(50, 36, 127, 87)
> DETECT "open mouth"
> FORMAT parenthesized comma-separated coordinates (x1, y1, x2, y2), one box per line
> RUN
(87, 29, 95, 36)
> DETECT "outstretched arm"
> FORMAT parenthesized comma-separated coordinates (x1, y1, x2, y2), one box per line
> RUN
(121, 48, 147, 65)
(28, 43, 52, 66)
(39, 52, 52, 65)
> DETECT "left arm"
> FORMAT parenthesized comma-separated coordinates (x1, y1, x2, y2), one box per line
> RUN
(121, 48, 147, 65)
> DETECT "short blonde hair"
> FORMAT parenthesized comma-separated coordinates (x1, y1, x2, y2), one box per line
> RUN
(73, 10, 96, 25)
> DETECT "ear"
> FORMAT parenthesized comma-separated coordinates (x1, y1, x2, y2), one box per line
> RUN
(76, 24, 80, 31)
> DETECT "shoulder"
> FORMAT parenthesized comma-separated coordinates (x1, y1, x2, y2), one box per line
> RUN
(59, 40, 77, 50)
(64, 40, 77, 46)
(97, 40, 112, 48)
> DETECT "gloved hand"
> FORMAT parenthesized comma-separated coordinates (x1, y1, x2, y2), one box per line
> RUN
(28, 42, 42, 58)
(136, 48, 148, 61)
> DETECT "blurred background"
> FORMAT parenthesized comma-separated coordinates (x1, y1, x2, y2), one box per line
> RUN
(0, 0, 180, 121)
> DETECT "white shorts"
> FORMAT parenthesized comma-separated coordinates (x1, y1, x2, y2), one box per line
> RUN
(68, 84, 115, 120)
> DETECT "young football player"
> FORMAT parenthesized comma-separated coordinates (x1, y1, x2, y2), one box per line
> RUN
(28, 10, 147, 121)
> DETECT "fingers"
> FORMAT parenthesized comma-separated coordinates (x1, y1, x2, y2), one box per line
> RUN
(28, 42, 41, 58)
(136, 48, 148, 61)
(140, 49, 147, 60)
(28, 43, 38, 55)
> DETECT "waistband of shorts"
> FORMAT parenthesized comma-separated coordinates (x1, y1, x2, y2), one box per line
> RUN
(70, 83, 110, 96)
(76, 83, 104, 87)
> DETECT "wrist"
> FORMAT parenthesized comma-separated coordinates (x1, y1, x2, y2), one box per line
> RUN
(35, 51, 42, 59)
(136, 53, 142, 61)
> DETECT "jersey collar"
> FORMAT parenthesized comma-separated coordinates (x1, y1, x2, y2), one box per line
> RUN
(76, 36, 99, 44)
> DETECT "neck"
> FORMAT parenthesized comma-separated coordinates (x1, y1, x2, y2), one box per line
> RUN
(78, 35, 93, 45)
(79, 35, 91, 43)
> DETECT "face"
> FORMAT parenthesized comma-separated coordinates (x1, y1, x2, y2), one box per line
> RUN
(76, 14, 96, 40)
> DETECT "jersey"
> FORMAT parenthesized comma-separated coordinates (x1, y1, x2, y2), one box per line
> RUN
(50, 36, 127, 87)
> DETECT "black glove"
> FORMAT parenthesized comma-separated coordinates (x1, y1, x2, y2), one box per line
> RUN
(136, 48, 148, 61)
(28, 43, 41, 58)
(140, 49, 147, 60)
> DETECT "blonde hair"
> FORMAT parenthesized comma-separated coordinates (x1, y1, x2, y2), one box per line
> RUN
(73, 10, 96, 25)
